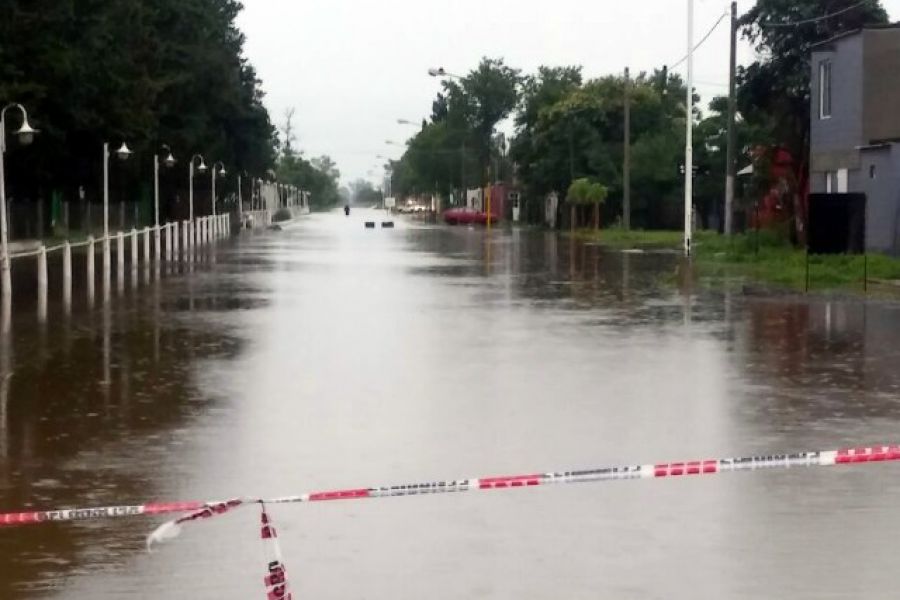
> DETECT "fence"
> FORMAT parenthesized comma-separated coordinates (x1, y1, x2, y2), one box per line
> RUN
(1, 208, 275, 332)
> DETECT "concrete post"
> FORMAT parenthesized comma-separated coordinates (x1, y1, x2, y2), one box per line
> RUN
(165, 223, 172, 262)
(117, 231, 125, 293)
(143, 227, 151, 263)
(62, 242, 72, 312)
(182, 220, 189, 254)
(87, 236, 95, 307)
(37, 245, 48, 322)
(131, 228, 138, 269)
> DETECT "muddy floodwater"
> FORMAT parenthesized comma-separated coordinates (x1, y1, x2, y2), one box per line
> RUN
(1, 210, 899, 599)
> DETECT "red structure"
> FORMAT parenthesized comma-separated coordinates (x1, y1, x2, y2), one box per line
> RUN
(749, 146, 809, 243)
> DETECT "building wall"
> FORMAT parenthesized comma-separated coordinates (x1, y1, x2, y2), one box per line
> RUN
(863, 29, 900, 144)
(810, 34, 864, 175)
(858, 146, 900, 254)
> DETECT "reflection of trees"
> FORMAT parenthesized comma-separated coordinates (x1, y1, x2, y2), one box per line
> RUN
(0, 295, 243, 597)
(404, 228, 694, 325)
(736, 301, 900, 425)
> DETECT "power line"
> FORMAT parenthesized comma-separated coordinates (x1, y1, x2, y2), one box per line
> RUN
(760, 1, 868, 28)
(669, 10, 730, 71)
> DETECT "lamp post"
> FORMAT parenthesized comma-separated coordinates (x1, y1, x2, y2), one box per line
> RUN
(188, 154, 207, 246)
(0, 103, 37, 311)
(211, 161, 226, 218)
(102, 141, 132, 298)
(153, 145, 176, 259)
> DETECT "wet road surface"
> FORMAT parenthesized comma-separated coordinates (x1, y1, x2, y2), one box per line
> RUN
(1, 210, 899, 599)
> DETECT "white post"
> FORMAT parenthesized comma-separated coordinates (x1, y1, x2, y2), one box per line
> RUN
(62, 241, 72, 311)
(102, 142, 111, 300)
(86, 236, 95, 306)
(37, 245, 47, 322)
(182, 220, 189, 254)
(165, 222, 172, 262)
(684, 0, 695, 257)
(144, 227, 151, 263)
(117, 231, 125, 293)
(131, 228, 138, 269)
(173, 221, 180, 258)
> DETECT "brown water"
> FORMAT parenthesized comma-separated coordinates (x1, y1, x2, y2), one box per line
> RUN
(1, 210, 899, 599)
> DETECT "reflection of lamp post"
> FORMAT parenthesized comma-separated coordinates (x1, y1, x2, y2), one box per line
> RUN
(103, 141, 132, 298)
(211, 161, 226, 217)
(153, 145, 176, 259)
(0, 103, 37, 309)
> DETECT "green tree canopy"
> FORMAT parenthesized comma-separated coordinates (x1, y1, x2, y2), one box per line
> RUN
(0, 0, 277, 207)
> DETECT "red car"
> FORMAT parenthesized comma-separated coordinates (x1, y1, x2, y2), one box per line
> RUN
(443, 207, 498, 226)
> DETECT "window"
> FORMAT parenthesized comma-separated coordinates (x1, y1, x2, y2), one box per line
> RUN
(819, 60, 832, 119)
(825, 171, 834, 193)
(870, 165, 877, 179)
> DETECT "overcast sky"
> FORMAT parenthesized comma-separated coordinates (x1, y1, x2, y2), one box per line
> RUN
(238, 0, 900, 186)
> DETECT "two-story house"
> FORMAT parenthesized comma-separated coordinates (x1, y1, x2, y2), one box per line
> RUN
(810, 24, 900, 254)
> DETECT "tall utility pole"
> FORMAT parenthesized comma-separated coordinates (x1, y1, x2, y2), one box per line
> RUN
(724, 1, 738, 236)
(623, 66, 632, 231)
(684, 0, 695, 257)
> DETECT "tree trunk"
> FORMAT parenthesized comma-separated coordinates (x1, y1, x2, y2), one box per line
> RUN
(570, 204, 576, 233)
(593, 203, 600, 230)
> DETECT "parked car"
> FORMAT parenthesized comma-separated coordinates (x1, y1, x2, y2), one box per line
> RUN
(443, 207, 498, 226)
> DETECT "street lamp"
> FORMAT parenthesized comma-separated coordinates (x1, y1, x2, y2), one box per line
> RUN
(0, 103, 38, 310)
(211, 161, 226, 217)
(153, 144, 175, 259)
(427, 67, 463, 80)
(102, 140, 132, 298)
(188, 154, 207, 223)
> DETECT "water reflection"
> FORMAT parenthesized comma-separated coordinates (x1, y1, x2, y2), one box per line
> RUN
(0, 214, 898, 599)
(0, 264, 246, 598)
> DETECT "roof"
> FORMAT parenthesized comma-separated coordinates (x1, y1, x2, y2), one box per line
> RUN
(810, 22, 900, 50)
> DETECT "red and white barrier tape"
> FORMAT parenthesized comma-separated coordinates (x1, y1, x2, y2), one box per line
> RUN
(2, 445, 898, 528)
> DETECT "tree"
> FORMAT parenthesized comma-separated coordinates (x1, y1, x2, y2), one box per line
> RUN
(511, 66, 584, 218)
(0, 0, 277, 223)
(275, 110, 341, 211)
(460, 58, 521, 181)
(566, 178, 608, 231)
(513, 68, 690, 228)
(349, 179, 382, 206)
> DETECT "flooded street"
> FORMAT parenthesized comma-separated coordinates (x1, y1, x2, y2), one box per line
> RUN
(1, 210, 899, 599)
